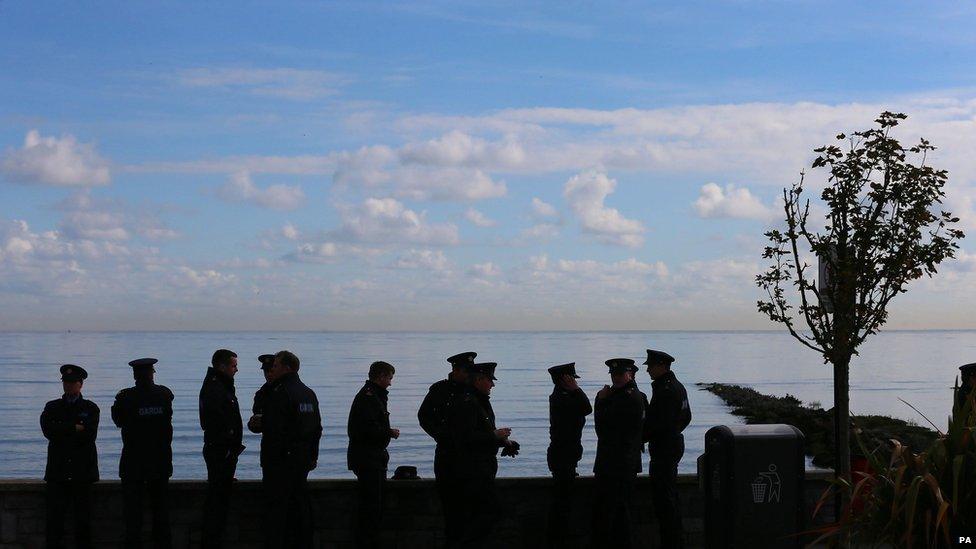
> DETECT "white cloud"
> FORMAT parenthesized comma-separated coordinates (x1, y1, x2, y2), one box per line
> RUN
(665, 257, 767, 309)
(946, 183, 976, 231)
(693, 183, 777, 220)
(468, 261, 502, 278)
(288, 242, 340, 263)
(520, 223, 560, 241)
(282, 240, 386, 264)
(216, 172, 305, 211)
(134, 99, 976, 191)
(391, 167, 506, 201)
(552, 256, 669, 278)
(385, 100, 976, 187)
(0, 218, 166, 297)
(170, 266, 236, 289)
(212, 257, 277, 270)
(281, 223, 300, 240)
(464, 208, 496, 227)
(138, 226, 181, 240)
(134, 154, 339, 175)
(56, 192, 178, 242)
(520, 198, 562, 242)
(511, 254, 668, 297)
(678, 258, 758, 287)
(391, 249, 451, 271)
(395, 112, 547, 137)
(385, 104, 880, 178)
(332, 197, 459, 245)
(0, 218, 152, 264)
(531, 197, 558, 219)
(333, 146, 507, 201)
(563, 170, 645, 247)
(20, 98, 976, 329)
(939, 250, 976, 276)
(398, 130, 526, 168)
(332, 146, 398, 186)
(178, 67, 344, 100)
(61, 210, 129, 241)
(2, 130, 110, 187)
(329, 279, 377, 298)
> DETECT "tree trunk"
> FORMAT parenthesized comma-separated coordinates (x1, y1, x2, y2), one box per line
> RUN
(831, 244, 854, 531)
(833, 356, 851, 540)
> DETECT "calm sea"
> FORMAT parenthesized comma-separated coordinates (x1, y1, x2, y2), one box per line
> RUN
(3, 330, 972, 480)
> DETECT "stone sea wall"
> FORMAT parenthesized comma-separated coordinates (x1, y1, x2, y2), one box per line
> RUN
(0, 473, 833, 548)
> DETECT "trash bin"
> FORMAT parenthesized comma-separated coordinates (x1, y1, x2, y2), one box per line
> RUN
(698, 424, 805, 549)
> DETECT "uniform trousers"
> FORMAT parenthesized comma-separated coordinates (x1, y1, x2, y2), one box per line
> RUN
(546, 469, 577, 548)
(45, 480, 93, 549)
(589, 475, 635, 549)
(353, 468, 386, 549)
(456, 476, 499, 548)
(263, 467, 313, 549)
(121, 478, 171, 549)
(650, 449, 684, 549)
(201, 446, 238, 548)
(434, 451, 463, 547)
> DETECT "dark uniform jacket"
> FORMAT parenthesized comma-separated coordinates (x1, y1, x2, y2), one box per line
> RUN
(347, 380, 392, 472)
(199, 367, 243, 454)
(249, 382, 272, 431)
(418, 376, 465, 474)
(111, 381, 174, 480)
(643, 370, 691, 459)
(41, 395, 100, 482)
(261, 372, 322, 474)
(547, 386, 592, 473)
(447, 385, 503, 480)
(593, 379, 647, 478)
(248, 382, 271, 467)
(956, 383, 974, 414)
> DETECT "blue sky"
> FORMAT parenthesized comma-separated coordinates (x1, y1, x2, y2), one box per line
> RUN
(3, 1, 976, 330)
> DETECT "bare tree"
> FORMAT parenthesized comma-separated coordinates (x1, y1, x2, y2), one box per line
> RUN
(756, 112, 964, 502)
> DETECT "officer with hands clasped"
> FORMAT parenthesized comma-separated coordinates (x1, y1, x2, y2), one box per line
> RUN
(417, 351, 476, 546)
(546, 362, 592, 548)
(590, 358, 646, 549)
(41, 364, 100, 549)
(112, 357, 175, 549)
(642, 349, 692, 549)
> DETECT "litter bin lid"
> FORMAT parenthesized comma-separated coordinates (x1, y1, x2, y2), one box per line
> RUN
(707, 424, 803, 439)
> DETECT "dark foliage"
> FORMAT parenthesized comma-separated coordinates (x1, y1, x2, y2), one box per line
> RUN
(698, 383, 937, 468)
(757, 112, 963, 359)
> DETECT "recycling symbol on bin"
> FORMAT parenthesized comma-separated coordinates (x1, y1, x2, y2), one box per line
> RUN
(751, 464, 781, 504)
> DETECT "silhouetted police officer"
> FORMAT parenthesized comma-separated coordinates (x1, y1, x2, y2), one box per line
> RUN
(447, 361, 519, 547)
(112, 357, 174, 549)
(246, 354, 275, 438)
(546, 362, 592, 548)
(591, 358, 646, 549)
(199, 349, 244, 548)
(261, 350, 322, 549)
(956, 362, 976, 415)
(642, 349, 691, 549)
(417, 351, 476, 546)
(347, 361, 401, 549)
(41, 364, 99, 549)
